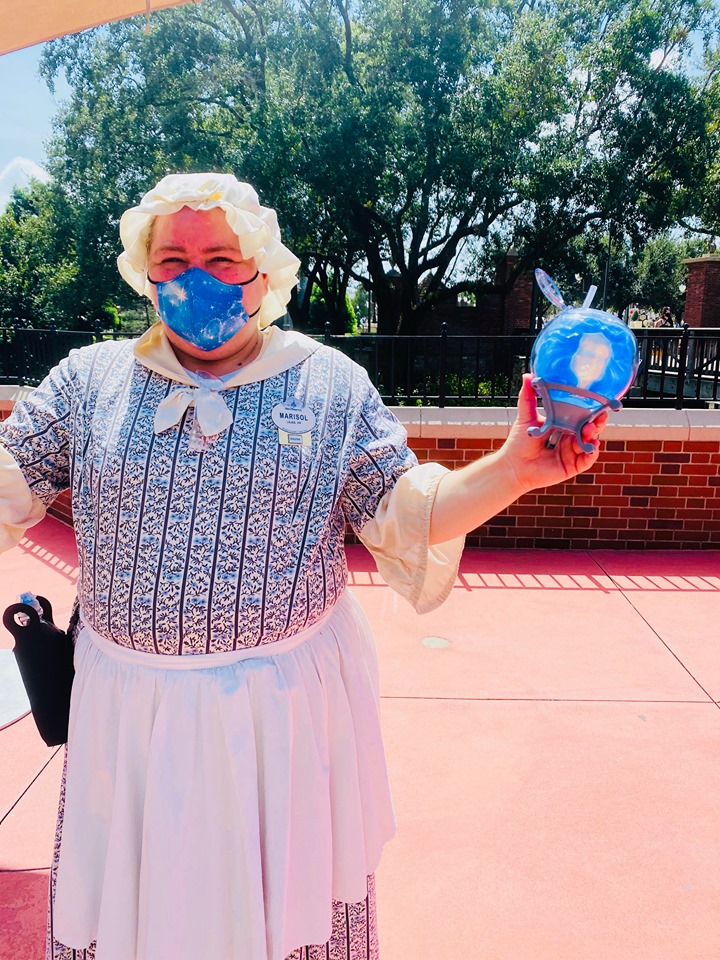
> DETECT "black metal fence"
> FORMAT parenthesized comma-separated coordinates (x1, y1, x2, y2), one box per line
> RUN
(0, 327, 106, 388)
(2, 324, 720, 410)
(321, 325, 720, 409)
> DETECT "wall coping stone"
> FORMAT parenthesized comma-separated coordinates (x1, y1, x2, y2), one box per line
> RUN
(387, 406, 720, 441)
(2, 386, 718, 442)
(0, 384, 35, 412)
(683, 254, 720, 265)
(686, 408, 720, 440)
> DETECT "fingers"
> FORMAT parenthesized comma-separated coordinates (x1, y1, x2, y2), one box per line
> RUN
(591, 412, 609, 437)
(571, 416, 607, 463)
(595, 411, 609, 429)
(516, 374, 540, 427)
(580, 413, 608, 447)
(580, 424, 601, 446)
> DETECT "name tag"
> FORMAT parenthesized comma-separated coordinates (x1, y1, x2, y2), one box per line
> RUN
(272, 400, 316, 437)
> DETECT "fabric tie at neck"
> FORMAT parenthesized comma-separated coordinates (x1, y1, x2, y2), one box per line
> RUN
(155, 374, 233, 438)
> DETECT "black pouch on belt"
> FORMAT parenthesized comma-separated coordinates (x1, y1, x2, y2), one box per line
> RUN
(2, 596, 76, 746)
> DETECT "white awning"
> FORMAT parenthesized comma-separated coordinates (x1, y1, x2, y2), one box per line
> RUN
(0, 0, 198, 56)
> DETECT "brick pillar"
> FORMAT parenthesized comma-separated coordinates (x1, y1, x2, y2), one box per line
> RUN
(496, 251, 535, 334)
(682, 255, 720, 327)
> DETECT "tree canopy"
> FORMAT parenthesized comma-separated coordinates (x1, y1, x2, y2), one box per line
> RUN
(1, 0, 718, 330)
(0, 183, 80, 326)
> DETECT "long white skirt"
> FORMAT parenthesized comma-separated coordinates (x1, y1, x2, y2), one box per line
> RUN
(53, 590, 396, 960)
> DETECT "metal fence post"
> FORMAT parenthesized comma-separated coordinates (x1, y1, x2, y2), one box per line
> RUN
(93, 317, 105, 342)
(439, 322, 448, 408)
(324, 321, 332, 345)
(675, 324, 690, 410)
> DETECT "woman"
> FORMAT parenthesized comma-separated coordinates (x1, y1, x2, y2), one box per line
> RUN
(0, 174, 605, 960)
(654, 306, 674, 328)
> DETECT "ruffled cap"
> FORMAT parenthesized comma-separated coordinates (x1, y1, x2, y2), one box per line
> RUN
(117, 173, 300, 329)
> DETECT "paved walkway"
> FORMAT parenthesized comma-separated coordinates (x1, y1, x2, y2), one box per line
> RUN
(1, 517, 718, 960)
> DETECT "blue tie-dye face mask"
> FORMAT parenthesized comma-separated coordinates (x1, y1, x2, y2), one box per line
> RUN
(150, 267, 260, 352)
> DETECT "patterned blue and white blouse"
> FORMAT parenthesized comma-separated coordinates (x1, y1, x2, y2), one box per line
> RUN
(0, 329, 427, 654)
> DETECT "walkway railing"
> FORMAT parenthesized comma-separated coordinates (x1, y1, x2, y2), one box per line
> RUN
(1, 324, 719, 409)
(321, 325, 720, 409)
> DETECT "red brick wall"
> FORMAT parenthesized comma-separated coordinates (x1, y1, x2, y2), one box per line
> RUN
(495, 253, 535, 334)
(48, 490, 73, 526)
(407, 436, 720, 550)
(683, 255, 720, 328)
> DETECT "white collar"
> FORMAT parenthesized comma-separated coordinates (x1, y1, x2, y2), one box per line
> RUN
(133, 322, 321, 388)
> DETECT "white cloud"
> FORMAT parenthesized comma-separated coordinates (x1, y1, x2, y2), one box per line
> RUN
(0, 156, 51, 210)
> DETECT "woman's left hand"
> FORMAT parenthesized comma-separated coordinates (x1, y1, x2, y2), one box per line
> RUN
(501, 373, 608, 493)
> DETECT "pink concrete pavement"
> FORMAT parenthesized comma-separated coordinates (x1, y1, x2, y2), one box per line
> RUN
(1, 517, 719, 960)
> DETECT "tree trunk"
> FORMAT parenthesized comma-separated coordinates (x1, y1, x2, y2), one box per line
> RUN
(374, 287, 399, 337)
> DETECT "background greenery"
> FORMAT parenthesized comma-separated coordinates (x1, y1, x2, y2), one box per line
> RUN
(1, 0, 719, 331)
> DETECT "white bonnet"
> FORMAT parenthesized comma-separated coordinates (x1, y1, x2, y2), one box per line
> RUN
(117, 172, 301, 329)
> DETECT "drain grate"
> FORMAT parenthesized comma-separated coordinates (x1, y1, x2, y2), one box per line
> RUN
(420, 635, 451, 650)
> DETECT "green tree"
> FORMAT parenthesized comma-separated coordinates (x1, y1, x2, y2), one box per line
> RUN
(632, 234, 705, 317)
(350, 283, 369, 331)
(308, 282, 357, 334)
(0, 182, 87, 327)
(536, 229, 707, 323)
(37, 0, 719, 334)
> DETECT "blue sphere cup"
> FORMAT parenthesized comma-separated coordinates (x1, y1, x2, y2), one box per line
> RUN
(531, 307, 639, 412)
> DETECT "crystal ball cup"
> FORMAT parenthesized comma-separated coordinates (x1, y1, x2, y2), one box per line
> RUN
(529, 306, 639, 452)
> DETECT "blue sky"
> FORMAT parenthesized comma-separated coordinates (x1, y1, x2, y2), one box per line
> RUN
(0, 44, 68, 206)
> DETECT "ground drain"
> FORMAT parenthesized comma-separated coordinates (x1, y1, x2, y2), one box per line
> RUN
(420, 635, 451, 649)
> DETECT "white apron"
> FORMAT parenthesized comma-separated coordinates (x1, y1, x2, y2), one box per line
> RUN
(53, 590, 396, 960)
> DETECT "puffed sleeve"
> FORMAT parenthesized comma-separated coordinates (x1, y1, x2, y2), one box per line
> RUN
(0, 445, 47, 552)
(340, 386, 464, 614)
(0, 357, 75, 552)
